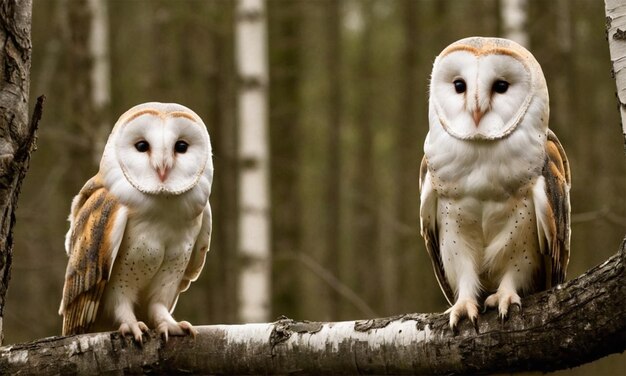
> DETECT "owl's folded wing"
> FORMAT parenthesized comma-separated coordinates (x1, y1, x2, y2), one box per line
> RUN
(170, 203, 212, 311)
(420, 156, 455, 306)
(59, 175, 128, 335)
(532, 129, 571, 288)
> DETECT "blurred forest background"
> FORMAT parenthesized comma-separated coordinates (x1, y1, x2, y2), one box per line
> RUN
(4, 0, 625, 373)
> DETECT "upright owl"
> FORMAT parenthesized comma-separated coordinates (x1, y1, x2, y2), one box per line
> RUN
(59, 102, 213, 342)
(420, 37, 570, 330)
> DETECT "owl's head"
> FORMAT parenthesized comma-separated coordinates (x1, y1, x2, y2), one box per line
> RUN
(103, 102, 213, 195)
(429, 37, 548, 140)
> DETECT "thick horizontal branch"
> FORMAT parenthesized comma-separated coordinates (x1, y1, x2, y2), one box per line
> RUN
(1, 237, 624, 375)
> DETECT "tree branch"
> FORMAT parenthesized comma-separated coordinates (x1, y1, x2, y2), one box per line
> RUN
(1, 237, 623, 375)
(0, 0, 33, 345)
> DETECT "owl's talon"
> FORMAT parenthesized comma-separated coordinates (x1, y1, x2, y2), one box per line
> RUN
(178, 321, 198, 339)
(486, 289, 522, 321)
(156, 322, 171, 343)
(155, 320, 197, 342)
(445, 298, 479, 333)
(119, 321, 149, 344)
(471, 316, 480, 334)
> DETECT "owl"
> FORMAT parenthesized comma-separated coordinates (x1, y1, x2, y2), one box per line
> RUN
(420, 37, 570, 331)
(59, 102, 213, 342)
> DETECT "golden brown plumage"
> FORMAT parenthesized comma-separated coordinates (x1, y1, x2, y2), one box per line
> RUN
(60, 175, 127, 335)
(537, 130, 571, 288)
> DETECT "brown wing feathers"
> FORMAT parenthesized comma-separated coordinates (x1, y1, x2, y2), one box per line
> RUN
(541, 130, 571, 287)
(61, 179, 125, 335)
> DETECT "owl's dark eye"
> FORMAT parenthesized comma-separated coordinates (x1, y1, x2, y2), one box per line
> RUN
(453, 79, 466, 94)
(493, 80, 510, 94)
(134, 140, 150, 152)
(174, 140, 189, 154)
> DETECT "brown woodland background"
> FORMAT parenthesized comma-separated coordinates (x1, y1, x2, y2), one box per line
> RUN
(4, 0, 625, 374)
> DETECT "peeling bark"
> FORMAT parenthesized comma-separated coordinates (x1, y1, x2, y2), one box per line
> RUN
(1, 238, 623, 375)
(0, 0, 35, 345)
(605, 0, 626, 149)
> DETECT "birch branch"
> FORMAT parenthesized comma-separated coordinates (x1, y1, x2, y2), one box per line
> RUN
(1, 237, 623, 375)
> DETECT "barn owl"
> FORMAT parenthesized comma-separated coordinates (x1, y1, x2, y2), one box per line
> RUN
(59, 102, 213, 342)
(420, 37, 570, 331)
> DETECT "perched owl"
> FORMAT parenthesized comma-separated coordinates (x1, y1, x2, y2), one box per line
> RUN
(420, 37, 570, 330)
(59, 102, 213, 342)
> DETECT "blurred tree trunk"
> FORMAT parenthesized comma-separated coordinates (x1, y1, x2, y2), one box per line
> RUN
(207, 1, 239, 324)
(2, 241, 624, 373)
(394, 0, 431, 314)
(87, 0, 110, 161)
(268, 0, 302, 319)
(605, 0, 626, 147)
(324, 0, 342, 319)
(352, 0, 380, 311)
(394, 0, 417, 307)
(0, 0, 36, 345)
(64, 0, 99, 193)
(235, 0, 271, 323)
(499, 0, 528, 46)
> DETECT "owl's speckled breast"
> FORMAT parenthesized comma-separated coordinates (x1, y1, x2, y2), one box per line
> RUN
(98, 213, 202, 323)
(436, 193, 542, 295)
(424, 116, 547, 295)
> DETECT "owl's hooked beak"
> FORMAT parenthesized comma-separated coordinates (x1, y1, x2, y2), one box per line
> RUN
(157, 166, 170, 182)
(472, 107, 484, 126)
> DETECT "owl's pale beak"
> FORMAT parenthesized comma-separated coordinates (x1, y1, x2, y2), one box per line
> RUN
(157, 166, 170, 182)
(472, 108, 484, 126)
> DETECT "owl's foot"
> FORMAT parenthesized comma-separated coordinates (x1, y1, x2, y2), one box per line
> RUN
(118, 321, 149, 344)
(485, 289, 522, 321)
(177, 320, 198, 338)
(445, 298, 479, 333)
(156, 320, 198, 342)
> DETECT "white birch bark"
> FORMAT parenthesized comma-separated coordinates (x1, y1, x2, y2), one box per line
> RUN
(0, 243, 623, 374)
(87, 0, 111, 161)
(605, 0, 626, 146)
(235, 0, 271, 323)
(500, 0, 528, 47)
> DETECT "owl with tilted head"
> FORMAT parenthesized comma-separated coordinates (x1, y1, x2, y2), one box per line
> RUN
(420, 37, 570, 331)
(59, 102, 213, 342)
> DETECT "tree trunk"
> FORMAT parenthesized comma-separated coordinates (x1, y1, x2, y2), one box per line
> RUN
(394, 0, 434, 315)
(206, 1, 239, 324)
(64, 0, 99, 193)
(499, 0, 528, 47)
(351, 0, 381, 310)
(1, 239, 623, 374)
(86, 0, 110, 162)
(0, 0, 37, 345)
(235, 0, 271, 323)
(268, 0, 302, 320)
(605, 0, 626, 148)
(324, 0, 342, 320)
